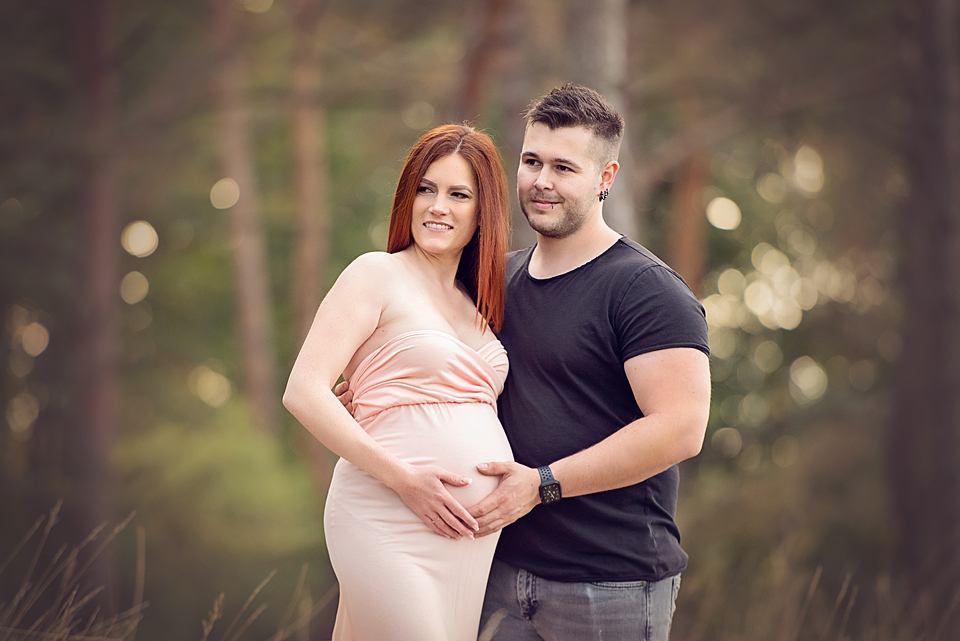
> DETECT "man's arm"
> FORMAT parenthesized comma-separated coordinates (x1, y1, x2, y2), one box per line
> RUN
(468, 346, 711, 536)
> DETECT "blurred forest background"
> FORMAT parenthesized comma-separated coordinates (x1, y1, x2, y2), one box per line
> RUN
(1, 0, 958, 639)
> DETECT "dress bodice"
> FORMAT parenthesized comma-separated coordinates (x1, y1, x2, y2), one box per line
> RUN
(349, 329, 508, 424)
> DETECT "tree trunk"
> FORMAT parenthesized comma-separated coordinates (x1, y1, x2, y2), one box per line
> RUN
(500, 0, 534, 250)
(668, 149, 708, 296)
(890, 0, 960, 633)
(454, 0, 515, 123)
(72, 0, 118, 610)
(213, 0, 278, 434)
(569, 0, 638, 240)
(290, 0, 336, 497)
(668, 99, 708, 295)
(290, 0, 329, 346)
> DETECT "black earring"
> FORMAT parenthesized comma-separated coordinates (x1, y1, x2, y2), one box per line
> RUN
(598, 189, 609, 202)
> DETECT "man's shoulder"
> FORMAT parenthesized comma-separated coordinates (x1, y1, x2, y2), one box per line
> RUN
(599, 238, 689, 286)
(607, 237, 669, 270)
(594, 239, 704, 318)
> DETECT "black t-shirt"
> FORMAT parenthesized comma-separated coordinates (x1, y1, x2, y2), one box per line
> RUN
(495, 237, 710, 582)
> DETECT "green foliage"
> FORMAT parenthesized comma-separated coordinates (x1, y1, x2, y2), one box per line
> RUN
(114, 401, 329, 640)
(115, 402, 321, 555)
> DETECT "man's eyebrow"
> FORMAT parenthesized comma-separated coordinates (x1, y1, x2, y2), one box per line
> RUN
(522, 151, 583, 169)
(552, 157, 581, 168)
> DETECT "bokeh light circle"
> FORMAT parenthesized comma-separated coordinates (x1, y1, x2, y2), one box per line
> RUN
(210, 178, 240, 209)
(706, 197, 742, 230)
(120, 271, 150, 305)
(121, 221, 159, 257)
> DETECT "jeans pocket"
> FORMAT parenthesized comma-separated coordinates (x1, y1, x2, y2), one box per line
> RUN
(588, 580, 649, 590)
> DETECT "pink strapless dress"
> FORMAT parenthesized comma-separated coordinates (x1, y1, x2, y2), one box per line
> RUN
(324, 330, 514, 641)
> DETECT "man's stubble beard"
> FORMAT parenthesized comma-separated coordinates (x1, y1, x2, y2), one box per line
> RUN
(519, 192, 590, 240)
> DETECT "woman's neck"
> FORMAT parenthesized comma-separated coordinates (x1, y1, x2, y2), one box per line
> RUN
(401, 244, 463, 291)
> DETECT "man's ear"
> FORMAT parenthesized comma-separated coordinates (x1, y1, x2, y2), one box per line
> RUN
(599, 160, 620, 192)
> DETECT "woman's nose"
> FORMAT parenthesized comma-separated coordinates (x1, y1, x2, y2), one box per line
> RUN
(429, 196, 449, 214)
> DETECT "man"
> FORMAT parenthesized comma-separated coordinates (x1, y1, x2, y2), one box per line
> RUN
(467, 83, 711, 640)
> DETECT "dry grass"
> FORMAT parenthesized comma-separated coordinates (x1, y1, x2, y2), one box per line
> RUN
(0, 502, 144, 640)
(672, 559, 960, 641)
(1, 503, 337, 641)
(199, 567, 338, 641)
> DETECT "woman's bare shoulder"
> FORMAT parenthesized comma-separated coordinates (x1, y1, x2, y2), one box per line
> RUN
(345, 250, 396, 271)
(336, 251, 403, 286)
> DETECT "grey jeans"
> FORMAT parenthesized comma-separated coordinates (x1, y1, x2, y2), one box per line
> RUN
(479, 559, 681, 641)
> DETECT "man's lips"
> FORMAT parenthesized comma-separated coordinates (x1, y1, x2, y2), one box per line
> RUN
(529, 192, 560, 210)
(532, 199, 559, 210)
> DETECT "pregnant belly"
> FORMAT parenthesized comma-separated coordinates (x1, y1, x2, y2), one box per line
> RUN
(362, 402, 514, 507)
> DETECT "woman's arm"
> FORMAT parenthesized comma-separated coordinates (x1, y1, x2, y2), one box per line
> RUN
(283, 253, 479, 539)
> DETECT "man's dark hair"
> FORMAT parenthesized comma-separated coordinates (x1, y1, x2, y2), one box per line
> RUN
(523, 83, 624, 164)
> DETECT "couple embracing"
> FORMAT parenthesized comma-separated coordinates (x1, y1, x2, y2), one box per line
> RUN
(283, 83, 711, 641)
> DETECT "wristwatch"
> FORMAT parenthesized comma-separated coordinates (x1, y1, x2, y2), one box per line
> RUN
(537, 465, 562, 505)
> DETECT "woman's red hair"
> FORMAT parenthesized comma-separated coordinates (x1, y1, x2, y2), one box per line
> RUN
(387, 124, 509, 332)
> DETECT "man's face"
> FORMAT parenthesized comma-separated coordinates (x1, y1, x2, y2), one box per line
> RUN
(517, 123, 602, 239)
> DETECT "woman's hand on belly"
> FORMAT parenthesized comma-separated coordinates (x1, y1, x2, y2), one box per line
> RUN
(389, 462, 481, 540)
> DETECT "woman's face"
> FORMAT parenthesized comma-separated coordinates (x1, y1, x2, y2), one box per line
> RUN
(410, 153, 479, 258)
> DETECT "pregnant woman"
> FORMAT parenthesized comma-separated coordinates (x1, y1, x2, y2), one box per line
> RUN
(283, 124, 512, 640)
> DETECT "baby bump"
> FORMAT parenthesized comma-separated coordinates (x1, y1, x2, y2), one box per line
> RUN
(362, 402, 514, 507)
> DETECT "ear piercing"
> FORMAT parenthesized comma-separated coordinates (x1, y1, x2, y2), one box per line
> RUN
(598, 189, 609, 202)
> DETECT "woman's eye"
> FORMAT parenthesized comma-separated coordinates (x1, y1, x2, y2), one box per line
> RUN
(451, 191, 470, 200)
(416, 185, 432, 194)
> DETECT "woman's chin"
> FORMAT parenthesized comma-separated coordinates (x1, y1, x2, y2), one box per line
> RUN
(413, 238, 467, 257)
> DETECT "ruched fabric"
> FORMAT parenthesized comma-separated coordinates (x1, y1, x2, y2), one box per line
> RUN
(324, 330, 513, 641)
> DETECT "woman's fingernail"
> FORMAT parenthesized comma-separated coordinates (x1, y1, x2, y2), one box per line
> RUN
(463, 477, 472, 484)
(477, 463, 488, 471)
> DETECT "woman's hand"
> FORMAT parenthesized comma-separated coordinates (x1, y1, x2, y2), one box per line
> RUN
(390, 463, 480, 540)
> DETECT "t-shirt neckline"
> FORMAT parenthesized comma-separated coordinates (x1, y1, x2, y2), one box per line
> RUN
(523, 236, 626, 282)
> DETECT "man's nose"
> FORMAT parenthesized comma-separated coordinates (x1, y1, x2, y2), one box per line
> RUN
(533, 169, 552, 190)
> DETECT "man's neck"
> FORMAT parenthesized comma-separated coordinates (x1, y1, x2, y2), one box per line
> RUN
(528, 216, 622, 279)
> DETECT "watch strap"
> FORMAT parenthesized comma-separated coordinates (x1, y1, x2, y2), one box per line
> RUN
(537, 465, 562, 504)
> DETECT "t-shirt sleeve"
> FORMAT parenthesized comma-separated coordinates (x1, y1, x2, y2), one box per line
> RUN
(615, 265, 710, 362)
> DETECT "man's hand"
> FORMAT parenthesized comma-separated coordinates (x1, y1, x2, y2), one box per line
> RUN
(333, 380, 354, 415)
(467, 462, 541, 537)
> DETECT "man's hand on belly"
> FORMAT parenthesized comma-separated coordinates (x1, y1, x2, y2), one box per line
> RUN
(467, 462, 541, 536)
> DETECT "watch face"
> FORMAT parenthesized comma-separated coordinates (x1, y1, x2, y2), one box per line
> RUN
(541, 483, 561, 504)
